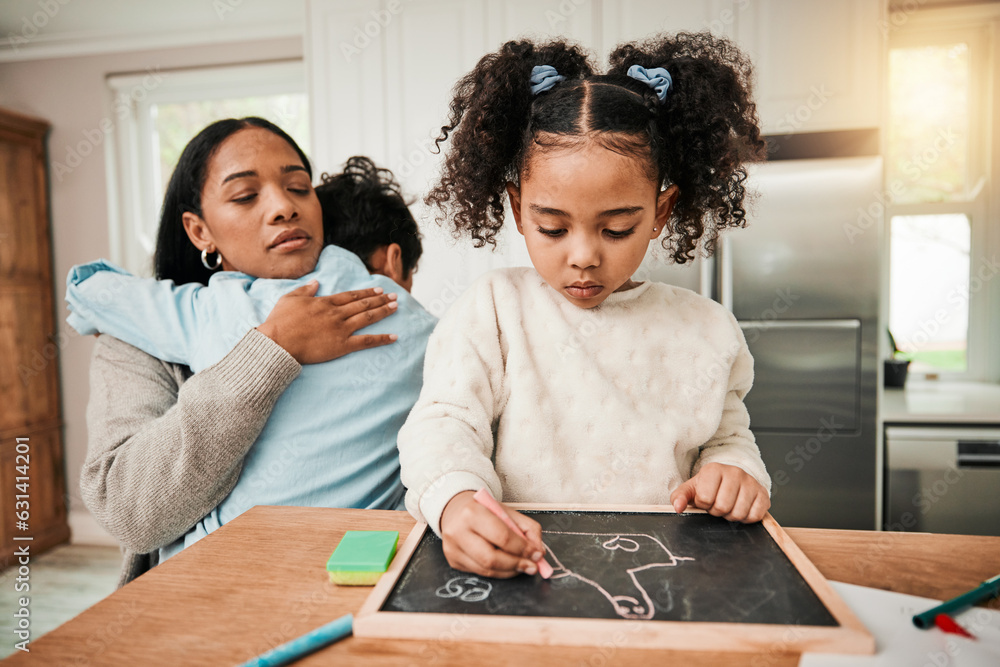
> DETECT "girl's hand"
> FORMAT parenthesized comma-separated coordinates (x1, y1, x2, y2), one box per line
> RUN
(670, 462, 770, 523)
(256, 281, 399, 364)
(439, 490, 546, 578)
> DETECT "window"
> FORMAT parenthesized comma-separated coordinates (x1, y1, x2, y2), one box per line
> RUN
(151, 95, 309, 200)
(887, 43, 970, 203)
(885, 17, 993, 380)
(107, 61, 308, 276)
(889, 214, 970, 372)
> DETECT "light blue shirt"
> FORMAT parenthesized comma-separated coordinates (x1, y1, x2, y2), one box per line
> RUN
(66, 245, 436, 561)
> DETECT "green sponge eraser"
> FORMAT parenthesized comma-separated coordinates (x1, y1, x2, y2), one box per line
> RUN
(326, 530, 399, 586)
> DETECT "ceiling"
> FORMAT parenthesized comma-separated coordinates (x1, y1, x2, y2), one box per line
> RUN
(0, 0, 305, 61)
(4, 0, 995, 62)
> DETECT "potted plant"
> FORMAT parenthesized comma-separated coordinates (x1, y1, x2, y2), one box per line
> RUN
(884, 329, 912, 388)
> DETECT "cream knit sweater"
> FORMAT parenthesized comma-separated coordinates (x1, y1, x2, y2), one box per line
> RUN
(398, 268, 771, 534)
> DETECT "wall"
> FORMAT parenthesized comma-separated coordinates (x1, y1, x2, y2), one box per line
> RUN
(0, 35, 303, 544)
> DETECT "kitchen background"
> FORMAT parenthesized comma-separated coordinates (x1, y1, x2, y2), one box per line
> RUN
(1, 0, 998, 581)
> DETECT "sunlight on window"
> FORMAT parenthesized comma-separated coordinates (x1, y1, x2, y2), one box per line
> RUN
(887, 43, 969, 203)
(889, 214, 970, 372)
(150, 94, 310, 198)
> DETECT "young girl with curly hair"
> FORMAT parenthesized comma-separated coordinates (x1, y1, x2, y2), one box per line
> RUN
(397, 32, 772, 579)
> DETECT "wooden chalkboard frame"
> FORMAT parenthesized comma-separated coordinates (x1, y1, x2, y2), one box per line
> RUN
(354, 505, 875, 655)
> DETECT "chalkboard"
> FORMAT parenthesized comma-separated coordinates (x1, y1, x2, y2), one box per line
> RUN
(355, 506, 874, 655)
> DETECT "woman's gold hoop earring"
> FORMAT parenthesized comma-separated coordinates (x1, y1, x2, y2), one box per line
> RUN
(201, 248, 222, 270)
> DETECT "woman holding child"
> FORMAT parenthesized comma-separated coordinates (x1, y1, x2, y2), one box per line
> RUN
(78, 118, 431, 586)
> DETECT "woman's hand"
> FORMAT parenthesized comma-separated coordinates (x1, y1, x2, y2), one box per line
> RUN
(670, 462, 770, 523)
(439, 491, 546, 578)
(256, 281, 400, 364)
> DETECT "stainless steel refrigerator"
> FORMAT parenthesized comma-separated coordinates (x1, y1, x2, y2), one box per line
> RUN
(647, 134, 882, 530)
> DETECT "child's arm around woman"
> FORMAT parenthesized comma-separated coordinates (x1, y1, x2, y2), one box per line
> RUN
(400, 32, 772, 578)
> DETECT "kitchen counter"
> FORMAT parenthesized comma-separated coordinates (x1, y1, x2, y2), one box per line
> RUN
(882, 381, 1000, 424)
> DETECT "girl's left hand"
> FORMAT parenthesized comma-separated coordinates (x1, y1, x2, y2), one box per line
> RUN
(670, 462, 770, 523)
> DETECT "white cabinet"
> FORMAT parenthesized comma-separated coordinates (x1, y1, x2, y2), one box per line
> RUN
(735, 0, 883, 135)
(308, 0, 387, 172)
(602, 0, 738, 45)
(487, 0, 595, 46)
(598, 0, 884, 135)
(306, 0, 885, 310)
(308, 0, 490, 313)
(308, 0, 886, 167)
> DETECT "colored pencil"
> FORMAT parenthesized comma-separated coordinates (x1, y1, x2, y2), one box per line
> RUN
(239, 613, 353, 666)
(913, 573, 1000, 629)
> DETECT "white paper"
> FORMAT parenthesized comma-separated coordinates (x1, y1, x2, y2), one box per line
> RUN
(798, 581, 1000, 667)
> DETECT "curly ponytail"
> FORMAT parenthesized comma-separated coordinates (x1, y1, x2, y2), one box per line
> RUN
(425, 40, 595, 248)
(608, 32, 766, 262)
(427, 32, 766, 262)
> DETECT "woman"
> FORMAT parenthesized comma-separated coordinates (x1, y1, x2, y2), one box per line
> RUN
(79, 118, 423, 586)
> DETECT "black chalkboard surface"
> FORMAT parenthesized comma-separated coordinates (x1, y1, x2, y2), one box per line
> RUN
(355, 507, 875, 655)
(380, 511, 835, 625)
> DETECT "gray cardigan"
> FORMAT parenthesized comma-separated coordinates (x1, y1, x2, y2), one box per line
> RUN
(81, 329, 301, 587)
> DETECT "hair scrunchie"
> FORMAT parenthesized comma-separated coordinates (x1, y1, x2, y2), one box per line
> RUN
(529, 65, 566, 95)
(626, 64, 672, 103)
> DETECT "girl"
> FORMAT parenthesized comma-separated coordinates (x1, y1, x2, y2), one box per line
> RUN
(71, 118, 436, 564)
(398, 32, 771, 579)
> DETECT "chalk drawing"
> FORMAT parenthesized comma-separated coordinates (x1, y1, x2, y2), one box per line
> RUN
(544, 531, 694, 620)
(436, 576, 493, 603)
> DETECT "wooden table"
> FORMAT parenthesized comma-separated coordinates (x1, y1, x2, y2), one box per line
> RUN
(8, 507, 999, 666)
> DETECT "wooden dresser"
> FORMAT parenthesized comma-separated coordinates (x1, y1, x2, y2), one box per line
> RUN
(0, 107, 70, 567)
